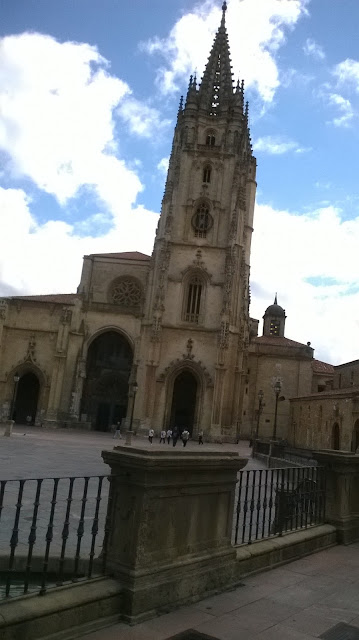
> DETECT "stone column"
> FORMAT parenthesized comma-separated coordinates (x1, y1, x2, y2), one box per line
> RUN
(314, 450, 359, 544)
(102, 446, 247, 623)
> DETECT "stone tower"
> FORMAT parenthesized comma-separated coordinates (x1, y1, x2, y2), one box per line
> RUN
(137, 2, 257, 440)
(263, 295, 287, 338)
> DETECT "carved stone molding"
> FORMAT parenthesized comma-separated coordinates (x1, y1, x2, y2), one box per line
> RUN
(157, 352, 214, 387)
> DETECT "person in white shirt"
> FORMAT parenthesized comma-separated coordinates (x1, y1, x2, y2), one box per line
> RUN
(160, 429, 166, 443)
(166, 428, 172, 444)
(181, 429, 190, 447)
(148, 428, 154, 444)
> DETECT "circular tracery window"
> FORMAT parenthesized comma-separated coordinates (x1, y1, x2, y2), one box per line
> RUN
(192, 203, 213, 237)
(110, 278, 142, 307)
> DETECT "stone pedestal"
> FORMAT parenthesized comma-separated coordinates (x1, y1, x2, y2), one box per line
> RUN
(314, 450, 359, 544)
(3, 420, 14, 437)
(102, 446, 247, 623)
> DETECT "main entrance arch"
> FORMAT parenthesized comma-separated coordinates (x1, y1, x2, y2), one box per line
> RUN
(169, 370, 198, 434)
(80, 331, 133, 431)
(13, 372, 40, 425)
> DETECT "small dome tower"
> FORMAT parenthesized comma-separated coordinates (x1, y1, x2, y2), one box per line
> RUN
(263, 294, 286, 337)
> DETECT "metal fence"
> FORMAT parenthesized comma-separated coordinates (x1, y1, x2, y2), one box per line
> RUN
(234, 466, 326, 546)
(0, 475, 113, 600)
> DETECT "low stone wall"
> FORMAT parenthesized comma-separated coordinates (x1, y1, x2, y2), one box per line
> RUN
(234, 524, 336, 580)
(0, 577, 122, 640)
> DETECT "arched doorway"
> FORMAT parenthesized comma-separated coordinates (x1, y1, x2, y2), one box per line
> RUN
(169, 370, 198, 434)
(13, 372, 40, 425)
(332, 422, 340, 450)
(80, 331, 133, 431)
(353, 419, 359, 452)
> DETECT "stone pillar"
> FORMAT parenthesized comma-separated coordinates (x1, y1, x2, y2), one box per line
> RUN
(314, 450, 359, 544)
(102, 446, 247, 623)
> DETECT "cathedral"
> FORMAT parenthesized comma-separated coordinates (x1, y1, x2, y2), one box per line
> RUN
(0, 4, 337, 444)
(0, 5, 256, 441)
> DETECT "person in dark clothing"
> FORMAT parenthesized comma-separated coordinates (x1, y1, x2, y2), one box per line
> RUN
(172, 426, 179, 447)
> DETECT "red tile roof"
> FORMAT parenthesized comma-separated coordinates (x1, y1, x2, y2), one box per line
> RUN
(251, 335, 310, 348)
(312, 359, 334, 375)
(89, 251, 150, 261)
(10, 294, 79, 304)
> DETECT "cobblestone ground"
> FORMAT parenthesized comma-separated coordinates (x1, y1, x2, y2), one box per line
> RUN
(0, 424, 262, 598)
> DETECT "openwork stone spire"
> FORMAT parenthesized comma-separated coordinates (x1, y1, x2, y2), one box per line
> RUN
(198, 1, 233, 115)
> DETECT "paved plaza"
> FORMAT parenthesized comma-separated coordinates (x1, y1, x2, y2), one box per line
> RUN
(77, 543, 359, 640)
(0, 425, 256, 480)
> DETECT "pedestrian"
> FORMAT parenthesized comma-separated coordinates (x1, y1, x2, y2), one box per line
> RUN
(148, 428, 154, 444)
(160, 429, 166, 444)
(182, 428, 190, 447)
(198, 430, 204, 445)
(172, 426, 179, 447)
(113, 421, 122, 439)
(166, 428, 172, 444)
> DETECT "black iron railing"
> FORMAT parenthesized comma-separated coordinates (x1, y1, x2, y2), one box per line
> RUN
(234, 466, 326, 546)
(0, 475, 113, 600)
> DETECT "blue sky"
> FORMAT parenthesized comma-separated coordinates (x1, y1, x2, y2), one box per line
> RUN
(1, 0, 359, 365)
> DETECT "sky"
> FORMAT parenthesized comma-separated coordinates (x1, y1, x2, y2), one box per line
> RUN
(1, 0, 359, 366)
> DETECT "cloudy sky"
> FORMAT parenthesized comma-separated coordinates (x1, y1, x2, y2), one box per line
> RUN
(1, 0, 359, 365)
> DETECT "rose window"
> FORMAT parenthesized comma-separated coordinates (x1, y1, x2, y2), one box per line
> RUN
(111, 279, 142, 306)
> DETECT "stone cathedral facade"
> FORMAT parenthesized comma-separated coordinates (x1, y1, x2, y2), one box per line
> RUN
(0, 5, 257, 441)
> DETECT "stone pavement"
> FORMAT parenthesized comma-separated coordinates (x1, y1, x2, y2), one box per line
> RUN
(76, 543, 359, 640)
(0, 425, 258, 479)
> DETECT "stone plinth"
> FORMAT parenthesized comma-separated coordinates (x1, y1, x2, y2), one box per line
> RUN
(314, 450, 359, 544)
(102, 446, 247, 623)
(3, 420, 14, 437)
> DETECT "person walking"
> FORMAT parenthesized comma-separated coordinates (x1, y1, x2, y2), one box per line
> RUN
(148, 428, 154, 444)
(113, 421, 122, 439)
(166, 428, 172, 444)
(172, 426, 179, 447)
(182, 429, 190, 447)
(198, 429, 204, 445)
(160, 429, 166, 444)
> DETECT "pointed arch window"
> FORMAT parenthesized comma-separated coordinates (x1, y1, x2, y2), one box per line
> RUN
(192, 202, 213, 238)
(203, 165, 212, 183)
(184, 275, 204, 324)
(205, 131, 216, 146)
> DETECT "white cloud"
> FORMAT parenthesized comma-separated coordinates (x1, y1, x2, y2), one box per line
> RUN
(0, 187, 158, 295)
(118, 97, 171, 139)
(333, 58, 359, 90)
(0, 31, 143, 216)
(303, 38, 325, 60)
(142, 0, 309, 103)
(251, 202, 359, 365)
(254, 136, 310, 154)
(157, 156, 169, 175)
(327, 93, 354, 127)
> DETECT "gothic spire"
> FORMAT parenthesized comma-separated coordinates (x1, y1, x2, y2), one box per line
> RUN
(198, 1, 233, 115)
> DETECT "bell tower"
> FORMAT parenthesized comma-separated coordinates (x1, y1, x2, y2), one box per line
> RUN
(140, 2, 257, 440)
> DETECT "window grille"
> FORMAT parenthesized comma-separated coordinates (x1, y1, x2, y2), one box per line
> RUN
(185, 277, 202, 323)
(203, 166, 212, 183)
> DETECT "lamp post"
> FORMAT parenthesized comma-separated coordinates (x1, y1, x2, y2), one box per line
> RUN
(252, 389, 264, 458)
(273, 379, 282, 440)
(125, 381, 138, 446)
(9, 373, 20, 421)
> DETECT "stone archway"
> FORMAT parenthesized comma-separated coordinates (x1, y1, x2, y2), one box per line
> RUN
(169, 370, 198, 435)
(13, 372, 40, 425)
(332, 422, 340, 450)
(80, 331, 133, 431)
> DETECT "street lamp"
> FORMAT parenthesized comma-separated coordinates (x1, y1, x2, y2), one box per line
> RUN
(9, 373, 20, 421)
(252, 390, 264, 458)
(125, 381, 138, 446)
(273, 379, 282, 440)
